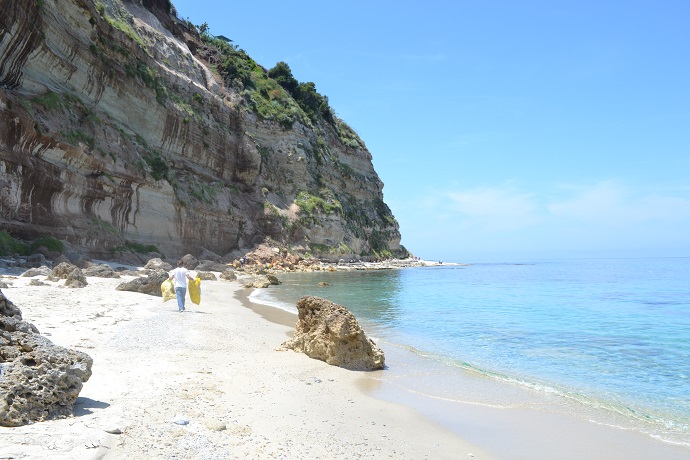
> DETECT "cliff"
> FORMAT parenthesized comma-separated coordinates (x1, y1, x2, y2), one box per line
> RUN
(0, 0, 406, 261)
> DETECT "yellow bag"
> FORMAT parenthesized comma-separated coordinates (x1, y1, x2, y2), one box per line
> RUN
(188, 277, 201, 305)
(161, 279, 175, 302)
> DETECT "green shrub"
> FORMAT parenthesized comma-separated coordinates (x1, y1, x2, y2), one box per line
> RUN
(0, 231, 28, 256)
(29, 236, 63, 253)
(295, 191, 342, 216)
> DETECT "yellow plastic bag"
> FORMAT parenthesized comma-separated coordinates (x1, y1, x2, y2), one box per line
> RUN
(188, 276, 201, 305)
(161, 279, 175, 302)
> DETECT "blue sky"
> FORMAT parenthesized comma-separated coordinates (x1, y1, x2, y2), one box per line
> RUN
(171, 0, 690, 261)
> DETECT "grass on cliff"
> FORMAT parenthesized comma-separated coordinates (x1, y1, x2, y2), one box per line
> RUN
(0, 232, 64, 256)
(295, 191, 342, 218)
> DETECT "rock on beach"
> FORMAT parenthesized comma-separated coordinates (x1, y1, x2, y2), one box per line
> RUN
(0, 291, 92, 426)
(279, 296, 385, 371)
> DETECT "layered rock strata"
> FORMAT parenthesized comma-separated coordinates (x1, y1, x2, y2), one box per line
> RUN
(0, 0, 405, 261)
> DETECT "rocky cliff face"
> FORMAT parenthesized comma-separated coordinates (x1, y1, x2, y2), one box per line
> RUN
(0, 0, 405, 261)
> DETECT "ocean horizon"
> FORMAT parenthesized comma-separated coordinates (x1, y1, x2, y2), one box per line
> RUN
(249, 256, 690, 448)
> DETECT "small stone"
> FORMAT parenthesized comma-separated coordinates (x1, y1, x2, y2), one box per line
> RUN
(104, 426, 122, 435)
(172, 415, 189, 425)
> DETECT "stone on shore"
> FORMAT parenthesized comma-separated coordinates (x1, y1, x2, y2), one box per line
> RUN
(115, 269, 168, 296)
(196, 260, 229, 272)
(144, 258, 173, 271)
(20, 266, 52, 277)
(219, 270, 237, 281)
(51, 263, 88, 288)
(244, 274, 281, 289)
(279, 296, 385, 371)
(0, 292, 93, 426)
(83, 264, 120, 278)
(197, 271, 217, 281)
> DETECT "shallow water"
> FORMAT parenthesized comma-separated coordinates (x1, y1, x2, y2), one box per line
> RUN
(249, 258, 690, 446)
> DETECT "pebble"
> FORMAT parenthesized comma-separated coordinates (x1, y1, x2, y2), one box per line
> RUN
(104, 426, 122, 435)
(172, 415, 190, 425)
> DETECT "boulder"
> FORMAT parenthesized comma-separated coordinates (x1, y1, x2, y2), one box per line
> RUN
(243, 275, 280, 289)
(219, 270, 237, 281)
(279, 296, 385, 371)
(197, 271, 217, 281)
(65, 268, 87, 288)
(20, 266, 52, 277)
(181, 254, 199, 269)
(83, 264, 120, 278)
(51, 262, 79, 279)
(115, 269, 168, 296)
(144, 258, 173, 271)
(195, 260, 228, 272)
(198, 248, 223, 262)
(26, 253, 49, 268)
(0, 292, 93, 426)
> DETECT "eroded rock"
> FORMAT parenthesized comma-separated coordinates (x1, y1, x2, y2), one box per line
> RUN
(115, 269, 168, 296)
(279, 296, 385, 371)
(83, 264, 120, 278)
(144, 258, 173, 271)
(0, 292, 92, 426)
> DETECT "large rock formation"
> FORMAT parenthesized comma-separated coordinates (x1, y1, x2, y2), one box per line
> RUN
(0, 0, 406, 261)
(115, 268, 168, 295)
(280, 296, 385, 371)
(0, 290, 93, 426)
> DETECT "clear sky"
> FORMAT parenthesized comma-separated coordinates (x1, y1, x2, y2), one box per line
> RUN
(171, 0, 690, 261)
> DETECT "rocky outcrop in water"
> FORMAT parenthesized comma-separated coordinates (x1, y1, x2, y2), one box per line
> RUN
(0, 291, 93, 426)
(0, 0, 406, 262)
(279, 296, 385, 371)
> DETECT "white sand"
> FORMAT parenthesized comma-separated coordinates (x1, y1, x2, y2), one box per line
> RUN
(0, 273, 491, 459)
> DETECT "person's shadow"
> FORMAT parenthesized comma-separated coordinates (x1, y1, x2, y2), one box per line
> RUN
(73, 397, 110, 416)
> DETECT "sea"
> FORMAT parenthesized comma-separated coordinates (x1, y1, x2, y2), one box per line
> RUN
(249, 257, 690, 448)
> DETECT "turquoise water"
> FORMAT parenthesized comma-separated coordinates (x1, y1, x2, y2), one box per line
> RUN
(249, 258, 690, 446)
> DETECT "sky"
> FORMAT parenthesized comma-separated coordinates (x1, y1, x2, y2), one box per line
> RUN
(170, 0, 690, 261)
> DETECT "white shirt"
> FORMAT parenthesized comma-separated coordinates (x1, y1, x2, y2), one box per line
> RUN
(171, 267, 190, 288)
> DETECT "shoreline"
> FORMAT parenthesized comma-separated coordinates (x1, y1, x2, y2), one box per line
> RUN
(2, 260, 688, 459)
(241, 268, 690, 460)
(0, 268, 491, 459)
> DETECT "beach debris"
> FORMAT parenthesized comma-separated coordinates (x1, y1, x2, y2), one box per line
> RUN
(0, 291, 93, 426)
(116, 269, 168, 296)
(278, 296, 385, 371)
(173, 414, 190, 425)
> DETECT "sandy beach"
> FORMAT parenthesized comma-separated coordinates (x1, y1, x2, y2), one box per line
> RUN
(2, 265, 689, 460)
(0, 269, 491, 460)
